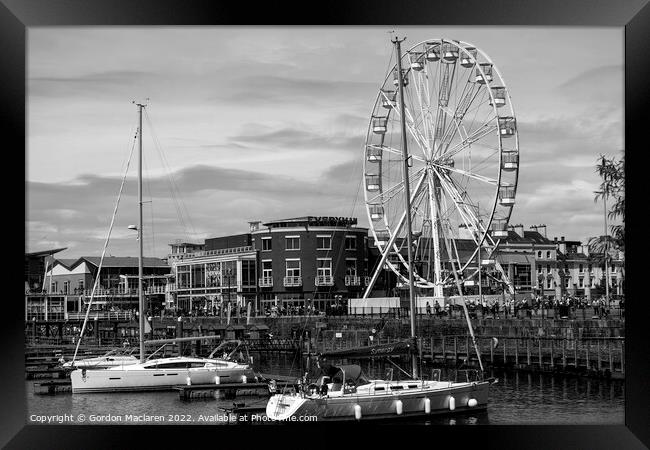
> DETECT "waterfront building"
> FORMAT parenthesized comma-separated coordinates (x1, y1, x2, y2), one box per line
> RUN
(24, 247, 67, 293)
(251, 217, 369, 312)
(165, 216, 369, 314)
(167, 235, 257, 315)
(26, 256, 170, 321)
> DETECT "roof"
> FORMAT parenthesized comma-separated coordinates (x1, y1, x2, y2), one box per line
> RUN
(73, 256, 169, 269)
(503, 230, 554, 245)
(55, 258, 78, 269)
(262, 216, 361, 229)
(25, 248, 67, 257)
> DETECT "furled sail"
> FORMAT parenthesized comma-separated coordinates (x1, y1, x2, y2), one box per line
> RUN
(320, 339, 416, 359)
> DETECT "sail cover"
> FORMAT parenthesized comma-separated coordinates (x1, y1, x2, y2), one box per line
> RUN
(320, 339, 415, 359)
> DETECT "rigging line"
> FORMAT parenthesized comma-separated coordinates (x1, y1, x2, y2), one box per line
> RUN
(142, 142, 156, 259)
(143, 110, 193, 240)
(145, 113, 191, 242)
(72, 125, 138, 364)
(145, 110, 198, 244)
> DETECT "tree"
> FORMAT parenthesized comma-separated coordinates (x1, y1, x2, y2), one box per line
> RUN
(588, 152, 625, 254)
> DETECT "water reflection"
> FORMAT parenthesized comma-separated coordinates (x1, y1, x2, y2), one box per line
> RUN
(26, 352, 624, 425)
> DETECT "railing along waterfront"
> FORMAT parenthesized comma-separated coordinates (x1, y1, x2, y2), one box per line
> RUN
(314, 333, 625, 377)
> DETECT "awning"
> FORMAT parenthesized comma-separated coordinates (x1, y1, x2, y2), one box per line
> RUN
(497, 253, 533, 265)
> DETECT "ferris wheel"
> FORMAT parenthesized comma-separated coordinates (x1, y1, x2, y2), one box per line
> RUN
(363, 38, 519, 297)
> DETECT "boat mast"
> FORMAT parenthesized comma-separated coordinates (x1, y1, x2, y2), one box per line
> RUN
(393, 36, 418, 379)
(136, 102, 146, 363)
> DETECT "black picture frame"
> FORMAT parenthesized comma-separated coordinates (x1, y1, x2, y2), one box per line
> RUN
(5, 0, 649, 448)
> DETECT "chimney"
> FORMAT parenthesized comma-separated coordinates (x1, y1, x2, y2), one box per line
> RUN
(514, 224, 525, 238)
(582, 244, 589, 257)
(558, 236, 566, 254)
(539, 224, 547, 238)
(248, 220, 262, 232)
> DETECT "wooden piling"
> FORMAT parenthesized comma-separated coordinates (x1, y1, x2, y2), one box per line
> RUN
(490, 337, 494, 364)
(454, 337, 458, 363)
(562, 339, 567, 368)
(608, 341, 613, 372)
(538, 339, 542, 367)
(526, 339, 531, 366)
(597, 340, 602, 371)
(550, 339, 554, 368)
(515, 339, 519, 365)
(620, 341, 625, 374)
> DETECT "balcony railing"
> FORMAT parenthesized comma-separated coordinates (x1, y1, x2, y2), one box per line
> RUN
(169, 246, 254, 260)
(259, 277, 273, 287)
(345, 275, 361, 286)
(80, 287, 169, 297)
(66, 311, 134, 321)
(284, 276, 302, 287)
(315, 276, 334, 286)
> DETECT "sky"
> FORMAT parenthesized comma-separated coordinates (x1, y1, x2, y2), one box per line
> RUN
(26, 27, 624, 259)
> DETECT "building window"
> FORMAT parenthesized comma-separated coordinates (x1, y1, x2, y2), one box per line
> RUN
(262, 237, 272, 251)
(317, 258, 332, 278)
(345, 236, 357, 251)
(564, 277, 571, 289)
(262, 260, 272, 279)
(546, 251, 551, 259)
(63, 281, 69, 294)
(579, 277, 584, 288)
(546, 277, 553, 289)
(285, 236, 300, 251)
(206, 262, 221, 287)
(536, 266, 542, 274)
(177, 265, 190, 289)
(78, 280, 84, 292)
(345, 259, 357, 276)
(537, 251, 542, 258)
(546, 264, 551, 273)
(286, 259, 301, 278)
(317, 235, 332, 250)
(579, 264, 584, 273)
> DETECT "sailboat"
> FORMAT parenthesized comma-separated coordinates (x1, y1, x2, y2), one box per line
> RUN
(70, 102, 255, 393)
(266, 37, 495, 421)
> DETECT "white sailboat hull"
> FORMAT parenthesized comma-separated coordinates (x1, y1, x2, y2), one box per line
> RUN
(70, 358, 256, 393)
(266, 380, 490, 421)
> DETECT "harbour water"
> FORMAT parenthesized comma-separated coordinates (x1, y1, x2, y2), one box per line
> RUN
(26, 353, 624, 425)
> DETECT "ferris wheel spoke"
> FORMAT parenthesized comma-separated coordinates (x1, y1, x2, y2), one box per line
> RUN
(434, 169, 483, 246)
(438, 119, 496, 161)
(389, 101, 432, 159)
(368, 144, 426, 163)
(437, 85, 483, 151)
(437, 165, 499, 186)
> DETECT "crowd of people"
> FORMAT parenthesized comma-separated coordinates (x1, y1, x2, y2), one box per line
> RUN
(423, 294, 624, 320)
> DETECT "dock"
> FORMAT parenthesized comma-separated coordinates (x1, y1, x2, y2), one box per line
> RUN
(173, 382, 270, 400)
(33, 380, 72, 395)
